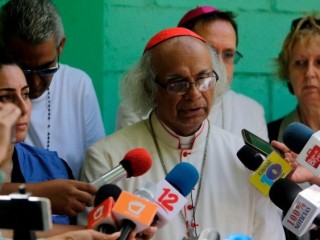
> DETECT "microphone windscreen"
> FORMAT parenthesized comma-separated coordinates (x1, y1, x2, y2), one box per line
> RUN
(269, 178, 302, 214)
(94, 184, 122, 207)
(237, 145, 264, 171)
(283, 122, 313, 154)
(120, 148, 153, 177)
(165, 162, 199, 197)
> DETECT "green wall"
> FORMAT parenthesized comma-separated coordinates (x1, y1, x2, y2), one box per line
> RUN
(1, 1, 320, 135)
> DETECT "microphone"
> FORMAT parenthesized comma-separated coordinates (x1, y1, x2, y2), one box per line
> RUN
(112, 186, 158, 240)
(225, 234, 252, 240)
(283, 122, 320, 176)
(237, 145, 264, 171)
(91, 148, 152, 188)
(154, 162, 199, 228)
(237, 145, 292, 195)
(87, 184, 122, 234)
(269, 178, 320, 236)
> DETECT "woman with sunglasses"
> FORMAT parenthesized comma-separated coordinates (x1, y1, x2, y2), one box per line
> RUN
(267, 15, 320, 240)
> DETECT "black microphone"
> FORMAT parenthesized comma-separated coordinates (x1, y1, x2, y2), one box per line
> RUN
(237, 145, 264, 171)
(113, 184, 158, 240)
(91, 148, 152, 188)
(236, 144, 292, 196)
(87, 184, 122, 234)
(269, 178, 320, 237)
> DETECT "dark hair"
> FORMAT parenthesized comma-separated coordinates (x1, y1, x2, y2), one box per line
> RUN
(0, 48, 18, 69)
(179, 11, 239, 46)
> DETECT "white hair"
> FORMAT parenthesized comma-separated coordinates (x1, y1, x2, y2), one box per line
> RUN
(119, 42, 228, 117)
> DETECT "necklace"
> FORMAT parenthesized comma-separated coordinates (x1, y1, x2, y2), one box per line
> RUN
(46, 88, 51, 150)
(148, 112, 210, 239)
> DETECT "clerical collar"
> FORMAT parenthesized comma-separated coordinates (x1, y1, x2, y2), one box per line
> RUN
(155, 111, 205, 149)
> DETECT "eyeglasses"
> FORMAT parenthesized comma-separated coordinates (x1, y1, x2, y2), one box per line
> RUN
(220, 50, 243, 64)
(155, 69, 219, 95)
(291, 17, 320, 31)
(22, 57, 60, 78)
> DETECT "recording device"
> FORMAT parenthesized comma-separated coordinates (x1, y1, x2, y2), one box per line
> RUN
(237, 143, 292, 196)
(283, 122, 320, 176)
(91, 148, 153, 188)
(87, 184, 122, 234)
(269, 178, 320, 236)
(112, 188, 158, 240)
(237, 145, 264, 171)
(0, 185, 52, 240)
(154, 162, 199, 228)
(115, 183, 157, 240)
(241, 129, 274, 156)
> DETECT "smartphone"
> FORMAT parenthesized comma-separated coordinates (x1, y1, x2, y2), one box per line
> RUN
(241, 129, 274, 156)
(0, 195, 52, 231)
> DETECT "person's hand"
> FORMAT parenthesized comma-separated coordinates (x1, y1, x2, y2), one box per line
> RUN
(47, 229, 120, 240)
(31, 179, 97, 216)
(135, 226, 158, 240)
(0, 103, 21, 167)
(271, 140, 315, 183)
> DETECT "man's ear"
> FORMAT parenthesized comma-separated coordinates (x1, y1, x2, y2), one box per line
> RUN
(58, 36, 66, 55)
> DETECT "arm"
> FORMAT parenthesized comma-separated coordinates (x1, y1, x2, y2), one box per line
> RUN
(271, 140, 320, 185)
(44, 227, 157, 240)
(47, 229, 121, 240)
(0, 103, 21, 167)
(1, 179, 97, 216)
(1, 224, 85, 239)
(251, 189, 285, 239)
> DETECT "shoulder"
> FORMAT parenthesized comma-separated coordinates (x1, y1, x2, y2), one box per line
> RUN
(224, 90, 264, 110)
(267, 117, 284, 142)
(15, 143, 73, 179)
(58, 64, 91, 78)
(56, 64, 93, 87)
(88, 120, 150, 153)
(16, 142, 59, 157)
(211, 125, 243, 147)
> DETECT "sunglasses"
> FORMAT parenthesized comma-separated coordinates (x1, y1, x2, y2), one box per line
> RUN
(291, 17, 320, 31)
(22, 55, 60, 78)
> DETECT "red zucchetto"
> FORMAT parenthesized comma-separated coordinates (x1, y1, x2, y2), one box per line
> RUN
(143, 27, 205, 53)
(177, 6, 220, 27)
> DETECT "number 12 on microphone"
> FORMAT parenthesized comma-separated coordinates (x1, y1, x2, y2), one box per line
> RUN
(154, 179, 188, 228)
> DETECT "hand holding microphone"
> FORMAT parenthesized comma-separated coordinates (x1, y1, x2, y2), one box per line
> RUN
(283, 122, 320, 183)
(112, 162, 199, 240)
(87, 184, 122, 234)
(237, 144, 292, 195)
(112, 185, 158, 240)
